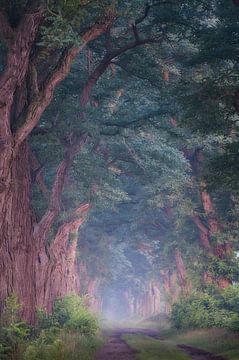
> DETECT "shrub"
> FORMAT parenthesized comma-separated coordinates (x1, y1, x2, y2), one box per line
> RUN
(23, 295, 99, 360)
(0, 294, 30, 359)
(171, 289, 239, 331)
(37, 294, 98, 336)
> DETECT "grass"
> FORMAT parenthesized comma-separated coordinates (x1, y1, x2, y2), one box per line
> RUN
(101, 317, 239, 360)
(22, 333, 103, 360)
(122, 334, 191, 360)
(166, 328, 239, 360)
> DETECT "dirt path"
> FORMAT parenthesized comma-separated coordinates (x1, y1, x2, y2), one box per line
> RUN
(95, 328, 160, 360)
(178, 344, 227, 360)
(96, 328, 228, 360)
(95, 332, 136, 360)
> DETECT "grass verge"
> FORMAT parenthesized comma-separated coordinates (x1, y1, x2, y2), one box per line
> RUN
(122, 334, 191, 360)
(165, 328, 239, 360)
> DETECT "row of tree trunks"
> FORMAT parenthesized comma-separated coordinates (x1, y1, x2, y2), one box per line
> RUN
(123, 280, 161, 319)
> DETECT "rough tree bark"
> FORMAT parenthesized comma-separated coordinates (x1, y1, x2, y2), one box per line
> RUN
(36, 204, 90, 312)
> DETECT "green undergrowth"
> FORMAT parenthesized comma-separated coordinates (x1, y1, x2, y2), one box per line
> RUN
(164, 328, 239, 360)
(122, 334, 191, 360)
(171, 286, 239, 332)
(123, 328, 239, 360)
(0, 294, 102, 360)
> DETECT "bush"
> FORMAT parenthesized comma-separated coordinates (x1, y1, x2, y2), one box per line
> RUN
(0, 294, 100, 360)
(0, 294, 30, 359)
(23, 295, 99, 360)
(171, 288, 239, 331)
(37, 294, 98, 336)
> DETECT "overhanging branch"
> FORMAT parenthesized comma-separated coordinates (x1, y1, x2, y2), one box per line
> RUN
(14, 13, 115, 148)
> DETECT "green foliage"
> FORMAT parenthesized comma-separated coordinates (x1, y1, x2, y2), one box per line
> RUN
(23, 334, 101, 360)
(171, 286, 239, 331)
(39, 0, 112, 48)
(123, 334, 191, 360)
(37, 294, 98, 335)
(23, 295, 99, 360)
(0, 295, 30, 359)
(0, 295, 100, 360)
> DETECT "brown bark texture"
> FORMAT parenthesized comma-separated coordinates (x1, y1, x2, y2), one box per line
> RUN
(36, 204, 90, 312)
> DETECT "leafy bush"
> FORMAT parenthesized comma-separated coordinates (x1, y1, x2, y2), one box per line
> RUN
(171, 287, 239, 331)
(37, 294, 98, 336)
(23, 295, 99, 360)
(0, 294, 100, 360)
(0, 294, 30, 359)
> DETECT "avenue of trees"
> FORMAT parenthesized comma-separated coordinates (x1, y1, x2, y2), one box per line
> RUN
(0, 0, 239, 337)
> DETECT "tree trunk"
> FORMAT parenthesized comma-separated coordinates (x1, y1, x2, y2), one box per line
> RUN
(0, 142, 36, 323)
(174, 249, 192, 295)
(36, 204, 90, 312)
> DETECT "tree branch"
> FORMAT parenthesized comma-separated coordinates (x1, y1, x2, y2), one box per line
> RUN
(0, 5, 44, 106)
(135, 3, 151, 25)
(79, 36, 164, 107)
(14, 14, 115, 148)
(34, 134, 88, 242)
(50, 203, 90, 254)
(30, 150, 49, 198)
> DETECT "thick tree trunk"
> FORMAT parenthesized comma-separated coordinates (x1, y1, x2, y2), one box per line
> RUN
(36, 204, 90, 312)
(174, 249, 192, 295)
(0, 142, 36, 323)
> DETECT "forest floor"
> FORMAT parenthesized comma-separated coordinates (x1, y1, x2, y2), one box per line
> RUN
(96, 327, 233, 360)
